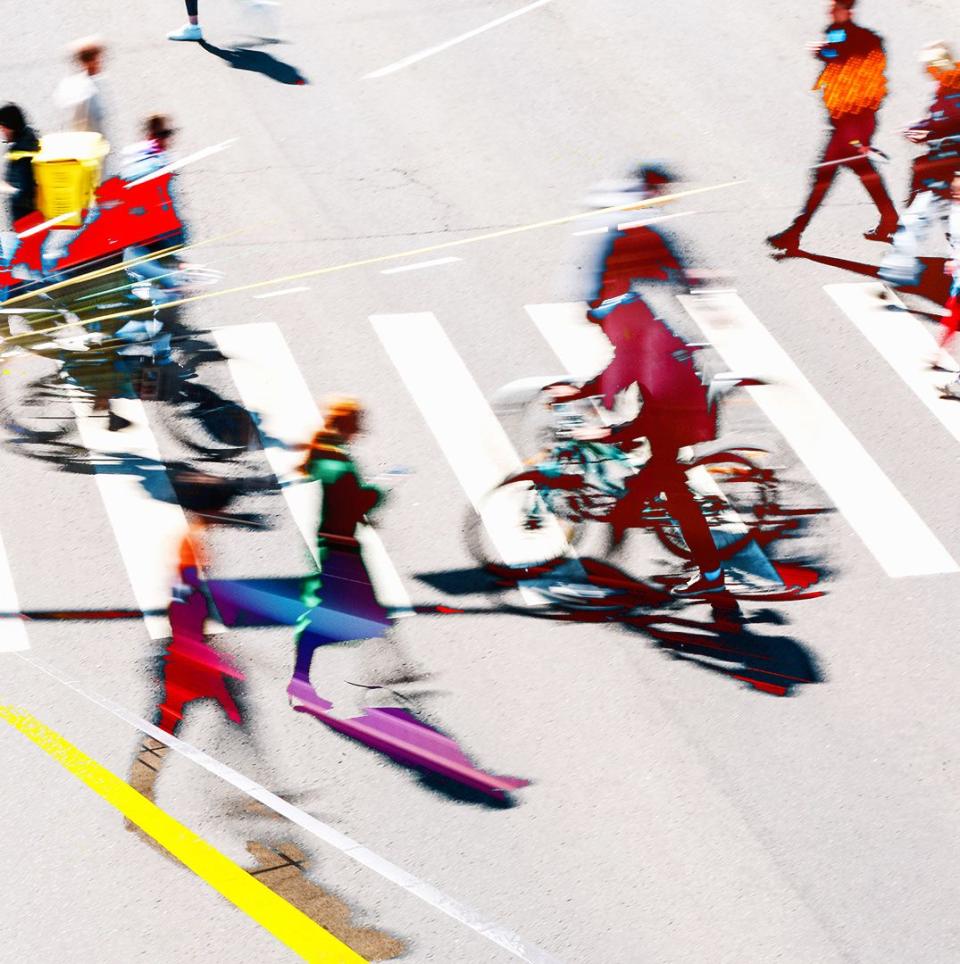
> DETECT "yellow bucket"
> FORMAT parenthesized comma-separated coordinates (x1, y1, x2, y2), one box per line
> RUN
(8, 132, 110, 228)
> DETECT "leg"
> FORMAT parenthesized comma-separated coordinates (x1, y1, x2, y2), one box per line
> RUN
(768, 126, 844, 249)
(848, 154, 898, 236)
(169, 0, 202, 39)
(879, 191, 948, 286)
(186, 0, 199, 22)
(631, 446, 722, 579)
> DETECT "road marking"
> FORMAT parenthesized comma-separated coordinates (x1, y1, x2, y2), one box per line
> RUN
(825, 282, 960, 443)
(0, 703, 365, 963)
(380, 256, 461, 275)
(213, 323, 412, 614)
(363, 0, 553, 79)
(252, 286, 311, 300)
(570, 210, 696, 237)
(679, 291, 958, 577)
(125, 139, 238, 189)
(5, 181, 746, 352)
(72, 399, 187, 638)
(371, 312, 570, 588)
(18, 652, 561, 964)
(0, 525, 28, 651)
(525, 303, 781, 583)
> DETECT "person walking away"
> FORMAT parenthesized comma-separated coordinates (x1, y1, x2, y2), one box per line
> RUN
(54, 37, 108, 136)
(288, 397, 391, 703)
(879, 42, 960, 288)
(169, 1, 203, 42)
(767, 0, 898, 252)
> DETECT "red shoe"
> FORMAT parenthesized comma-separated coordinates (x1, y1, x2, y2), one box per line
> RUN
(671, 569, 725, 598)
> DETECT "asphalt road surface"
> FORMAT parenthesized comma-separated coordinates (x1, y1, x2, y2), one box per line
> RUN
(2, 2, 960, 962)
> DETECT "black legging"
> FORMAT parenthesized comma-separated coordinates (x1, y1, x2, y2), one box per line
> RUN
(185, 0, 198, 16)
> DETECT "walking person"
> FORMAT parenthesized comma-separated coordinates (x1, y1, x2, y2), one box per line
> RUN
(168, 1, 203, 42)
(288, 397, 391, 704)
(0, 103, 39, 230)
(54, 36, 109, 136)
(767, 0, 898, 252)
(879, 42, 960, 288)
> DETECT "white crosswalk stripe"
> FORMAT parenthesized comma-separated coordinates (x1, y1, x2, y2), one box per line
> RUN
(678, 290, 958, 578)
(72, 397, 190, 639)
(370, 311, 570, 604)
(213, 322, 412, 614)
(825, 281, 960, 443)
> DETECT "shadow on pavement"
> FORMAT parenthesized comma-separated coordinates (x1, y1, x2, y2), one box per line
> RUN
(199, 41, 308, 85)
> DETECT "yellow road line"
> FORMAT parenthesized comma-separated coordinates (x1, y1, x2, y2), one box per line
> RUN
(2, 179, 746, 349)
(0, 706, 366, 964)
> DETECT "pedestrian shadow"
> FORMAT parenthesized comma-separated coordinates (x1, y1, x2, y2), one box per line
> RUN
(783, 249, 952, 308)
(199, 40, 308, 85)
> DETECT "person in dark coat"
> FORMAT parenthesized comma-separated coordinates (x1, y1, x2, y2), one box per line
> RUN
(0, 103, 40, 228)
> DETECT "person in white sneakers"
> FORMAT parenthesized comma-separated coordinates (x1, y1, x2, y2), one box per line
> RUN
(168, 1, 202, 41)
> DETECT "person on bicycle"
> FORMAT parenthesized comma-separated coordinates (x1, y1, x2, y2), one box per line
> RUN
(552, 165, 725, 597)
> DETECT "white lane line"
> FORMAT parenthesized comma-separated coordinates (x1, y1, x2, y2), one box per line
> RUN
(17, 652, 560, 964)
(570, 210, 696, 237)
(252, 286, 311, 300)
(525, 303, 781, 582)
(363, 0, 553, 79)
(213, 323, 412, 614)
(72, 399, 187, 638)
(679, 291, 958, 577)
(0, 525, 29, 651)
(124, 138, 238, 188)
(825, 282, 960, 442)
(380, 257, 461, 275)
(371, 312, 569, 598)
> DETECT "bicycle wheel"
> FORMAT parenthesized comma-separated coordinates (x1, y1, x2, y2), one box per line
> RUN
(463, 480, 584, 570)
(652, 451, 769, 561)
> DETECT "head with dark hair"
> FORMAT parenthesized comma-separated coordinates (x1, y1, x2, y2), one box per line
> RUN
(0, 103, 27, 141)
(144, 113, 175, 144)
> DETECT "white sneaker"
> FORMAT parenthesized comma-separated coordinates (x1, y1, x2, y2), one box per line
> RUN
(167, 23, 203, 41)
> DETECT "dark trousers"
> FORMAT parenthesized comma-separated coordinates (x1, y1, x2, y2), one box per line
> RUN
(631, 442, 722, 575)
(792, 112, 897, 233)
(185, 0, 198, 16)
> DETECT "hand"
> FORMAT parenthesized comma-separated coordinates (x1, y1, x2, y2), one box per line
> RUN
(806, 41, 825, 54)
(572, 425, 611, 442)
(905, 129, 929, 143)
(946, 260, 957, 275)
(547, 383, 579, 401)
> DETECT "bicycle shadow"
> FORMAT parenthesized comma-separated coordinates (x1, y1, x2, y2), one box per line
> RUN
(199, 41, 308, 85)
(417, 558, 824, 696)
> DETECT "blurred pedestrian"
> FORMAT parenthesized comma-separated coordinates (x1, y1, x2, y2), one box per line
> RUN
(0, 104, 40, 264)
(168, 1, 203, 42)
(54, 36, 109, 136)
(768, 0, 898, 252)
(879, 42, 960, 288)
(288, 397, 391, 703)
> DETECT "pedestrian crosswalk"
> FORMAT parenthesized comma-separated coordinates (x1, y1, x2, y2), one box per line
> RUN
(1, 280, 960, 650)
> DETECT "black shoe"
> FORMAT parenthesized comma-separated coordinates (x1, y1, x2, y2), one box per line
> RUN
(766, 228, 802, 252)
(108, 412, 133, 432)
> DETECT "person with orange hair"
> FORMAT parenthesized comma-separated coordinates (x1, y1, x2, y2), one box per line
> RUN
(288, 397, 390, 701)
(768, 0, 898, 252)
